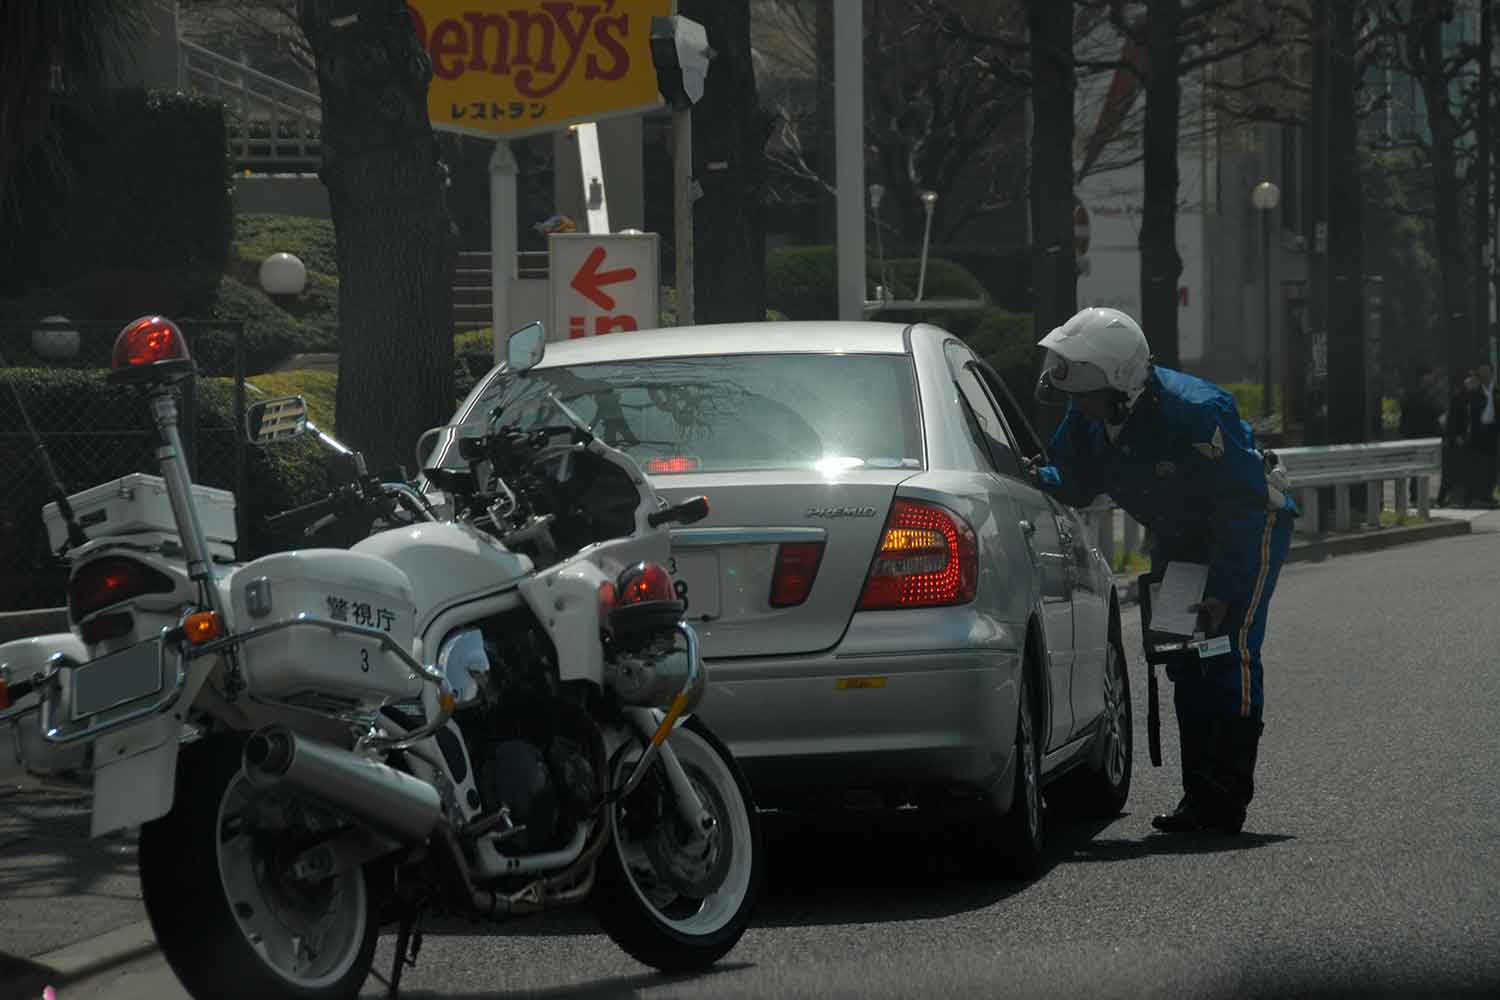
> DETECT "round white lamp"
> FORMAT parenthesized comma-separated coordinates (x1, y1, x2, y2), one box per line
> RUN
(31, 315, 80, 360)
(259, 252, 307, 296)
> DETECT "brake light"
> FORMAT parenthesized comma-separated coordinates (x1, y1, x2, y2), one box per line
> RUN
(770, 542, 825, 607)
(69, 558, 173, 619)
(857, 499, 978, 610)
(109, 315, 193, 383)
(646, 457, 700, 474)
(617, 562, 675, 605)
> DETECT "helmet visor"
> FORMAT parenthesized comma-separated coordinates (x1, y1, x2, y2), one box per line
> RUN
(1034, 350, 1110, 406)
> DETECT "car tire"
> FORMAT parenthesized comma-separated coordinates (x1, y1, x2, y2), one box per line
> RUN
(973, 664, 1045, 880)
(1049, 631, 1133, 819)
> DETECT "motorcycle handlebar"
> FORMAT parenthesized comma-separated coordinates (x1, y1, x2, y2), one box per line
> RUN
(263, 491, 347, 533)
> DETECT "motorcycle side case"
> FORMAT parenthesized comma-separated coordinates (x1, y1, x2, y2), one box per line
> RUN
(353, 521, 532, 633)
(0, 633, 91, 779)
(229, 548, 423, 706)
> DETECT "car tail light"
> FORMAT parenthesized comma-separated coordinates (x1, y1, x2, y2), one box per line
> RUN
(770, 542, 825, 607)
(857, 499, 978, 610)
(69, 558, 174, 619)
(646, 456, 700, 474)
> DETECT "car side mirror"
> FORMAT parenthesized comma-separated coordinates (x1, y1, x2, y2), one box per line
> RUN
(506, 322, 546, 376)
(246, 396, 309, 446)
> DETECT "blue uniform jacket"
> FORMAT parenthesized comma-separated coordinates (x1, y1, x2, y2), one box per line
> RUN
(1036, 367, 1298, 606)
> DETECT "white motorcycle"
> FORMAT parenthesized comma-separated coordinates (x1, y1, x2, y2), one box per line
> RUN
(0, 317, 761, 999)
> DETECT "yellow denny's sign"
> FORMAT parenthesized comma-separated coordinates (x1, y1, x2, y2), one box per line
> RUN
(406, 0, 671, 138)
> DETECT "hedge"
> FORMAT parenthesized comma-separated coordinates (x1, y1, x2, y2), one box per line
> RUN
(0, 90, 232, 300)
(0, 368, 334, 608)
(766, 245, 989, 321)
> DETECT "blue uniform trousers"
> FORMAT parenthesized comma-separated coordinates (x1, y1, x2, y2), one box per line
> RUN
(1154, 508, 1295, 722)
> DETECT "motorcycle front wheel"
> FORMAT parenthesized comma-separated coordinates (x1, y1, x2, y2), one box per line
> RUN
(594, 716, 762, 972)
(140, 733, 380, 1000)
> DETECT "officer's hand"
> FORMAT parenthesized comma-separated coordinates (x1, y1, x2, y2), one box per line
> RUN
(1021, 455, 1042, 482)
(1191, 597, 1230, 635)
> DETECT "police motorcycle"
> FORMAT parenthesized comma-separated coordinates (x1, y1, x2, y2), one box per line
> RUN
(0, 317, 762, 999)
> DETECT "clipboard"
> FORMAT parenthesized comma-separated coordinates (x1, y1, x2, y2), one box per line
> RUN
(1136, 572, 1232, 768)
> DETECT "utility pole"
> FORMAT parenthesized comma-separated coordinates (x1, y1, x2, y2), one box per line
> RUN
(1299, 0, 1331, 444)
(1478, 0, 1494, 365)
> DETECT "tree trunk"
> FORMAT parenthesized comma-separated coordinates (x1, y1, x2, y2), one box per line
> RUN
(1475, 0, 1492, 364)
(1416, 8, 1473, 399)
(1324, 0, 1365, 443)
(300, 0, 455, 478)
(1140, 0, 1184, 372)
(682, 0, 771, 324)
(1298, 0, 1330, 443)
(1026, 0, 1076, 344)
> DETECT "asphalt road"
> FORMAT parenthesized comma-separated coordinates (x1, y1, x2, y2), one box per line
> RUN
(16, 524, 1500, 1000)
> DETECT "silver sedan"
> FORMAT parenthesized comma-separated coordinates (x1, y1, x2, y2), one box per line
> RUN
(450, 321, 1132, 876)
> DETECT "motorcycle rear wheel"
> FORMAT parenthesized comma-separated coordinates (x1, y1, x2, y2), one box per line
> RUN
(594, 717, 762, 972)
(140, 733, 380, 999)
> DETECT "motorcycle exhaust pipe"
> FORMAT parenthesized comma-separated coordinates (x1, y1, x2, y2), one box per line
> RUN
(243, 724, 443, 843)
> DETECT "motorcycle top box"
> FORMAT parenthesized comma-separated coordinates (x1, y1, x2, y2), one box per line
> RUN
(229, 548, 424, 708)
(42, 472, 237, 551)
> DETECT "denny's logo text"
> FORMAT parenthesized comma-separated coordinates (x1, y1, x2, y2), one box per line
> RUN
(407, 0, 671, 138)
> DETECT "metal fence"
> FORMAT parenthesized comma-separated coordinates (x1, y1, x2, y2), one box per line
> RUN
(0, 319, 247, 612)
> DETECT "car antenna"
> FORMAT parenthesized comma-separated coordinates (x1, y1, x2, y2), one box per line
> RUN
(0, 347, 88, 553)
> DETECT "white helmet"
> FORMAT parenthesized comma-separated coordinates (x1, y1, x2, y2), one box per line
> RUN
(1036, 307, 1152, 397)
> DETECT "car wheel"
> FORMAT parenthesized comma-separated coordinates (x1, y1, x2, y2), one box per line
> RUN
(973, 665, 1045, 880)
(1049, 631, 1133, 819)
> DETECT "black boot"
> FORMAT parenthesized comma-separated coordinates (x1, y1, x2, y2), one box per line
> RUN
(1151, 718, 1216, 833)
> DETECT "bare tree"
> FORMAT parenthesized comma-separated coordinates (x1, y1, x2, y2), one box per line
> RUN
(299, 0, 454, 477)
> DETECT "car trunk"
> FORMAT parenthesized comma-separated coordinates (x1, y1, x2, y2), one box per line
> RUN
(655, 470, 916, 658)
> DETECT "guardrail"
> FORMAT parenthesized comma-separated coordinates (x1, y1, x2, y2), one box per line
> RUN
(1073, 437, 1443, 569)
(179, 40, 322, 172)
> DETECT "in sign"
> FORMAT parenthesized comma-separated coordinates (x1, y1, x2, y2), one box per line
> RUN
(549, 233, 660, 340)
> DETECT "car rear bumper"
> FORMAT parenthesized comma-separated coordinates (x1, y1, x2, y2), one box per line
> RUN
(696, 621, 1023, 804)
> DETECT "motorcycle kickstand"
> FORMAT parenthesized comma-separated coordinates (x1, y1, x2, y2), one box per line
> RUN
(387, 910, 424, 999)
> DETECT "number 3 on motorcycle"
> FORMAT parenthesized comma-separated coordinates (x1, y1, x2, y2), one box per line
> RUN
(359, 649, 370, 673)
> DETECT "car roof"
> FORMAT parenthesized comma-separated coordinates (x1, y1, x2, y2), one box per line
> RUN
(533, 321, 914, 368)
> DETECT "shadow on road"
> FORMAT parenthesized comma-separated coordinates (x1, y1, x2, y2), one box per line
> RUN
(372, 962, 754, 1000)
(1058, 824, 1295, 862)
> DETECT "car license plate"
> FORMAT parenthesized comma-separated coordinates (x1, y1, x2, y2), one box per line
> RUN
(671, 551, 721, 620)
(70, 639, 164, 720)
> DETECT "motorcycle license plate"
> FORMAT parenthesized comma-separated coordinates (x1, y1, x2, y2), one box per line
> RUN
(670, 551, 720, 620)
(70, 639, 164, 720)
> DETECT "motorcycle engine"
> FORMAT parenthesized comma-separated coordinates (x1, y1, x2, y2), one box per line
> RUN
(458, 612, 599, 853)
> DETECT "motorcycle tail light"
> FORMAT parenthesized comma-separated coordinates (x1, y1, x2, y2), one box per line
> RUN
(857, 499, 978, 610)
(69, 558, 174, 620)
(769, 541, 825, 607)
(617, 562, 675, 606)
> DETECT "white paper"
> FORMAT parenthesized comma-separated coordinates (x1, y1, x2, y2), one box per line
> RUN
(1150, 561, 1209, 636)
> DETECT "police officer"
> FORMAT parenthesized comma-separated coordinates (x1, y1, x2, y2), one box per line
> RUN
(1026, 307, 1297, 835)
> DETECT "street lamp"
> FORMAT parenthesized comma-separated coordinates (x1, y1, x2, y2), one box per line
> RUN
(1252, 180, 1281, 419)
(869, 184, 890, 303)
(916, 189, 939, 303)
(259, 252, 307, 297)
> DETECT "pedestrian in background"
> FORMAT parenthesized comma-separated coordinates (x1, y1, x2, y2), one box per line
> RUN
(1399, 362, 1442, 507)
(1439, 369, 1474, 507)
(1466, 362, 1499, 508)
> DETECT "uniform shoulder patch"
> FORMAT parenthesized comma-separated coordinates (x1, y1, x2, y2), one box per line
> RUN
(1193, 425, 1225, 460)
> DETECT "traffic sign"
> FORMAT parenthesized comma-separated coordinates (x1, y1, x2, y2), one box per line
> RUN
(549, 233, 659, 339)
(406, 0, 672, 140)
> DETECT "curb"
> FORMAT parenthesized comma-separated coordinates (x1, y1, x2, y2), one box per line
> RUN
(1113, 516, 1472, 607)
(20, 920, 158, 990)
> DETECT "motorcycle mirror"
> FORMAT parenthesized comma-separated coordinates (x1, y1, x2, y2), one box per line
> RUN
(246, 396, 310, 446)
(505, 321, 546, 376)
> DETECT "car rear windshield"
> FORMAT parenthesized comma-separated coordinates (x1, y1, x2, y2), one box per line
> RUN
(448, 353, 924, 475)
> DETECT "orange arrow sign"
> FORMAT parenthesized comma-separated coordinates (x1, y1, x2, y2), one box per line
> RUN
(570, 246, 638, 311)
